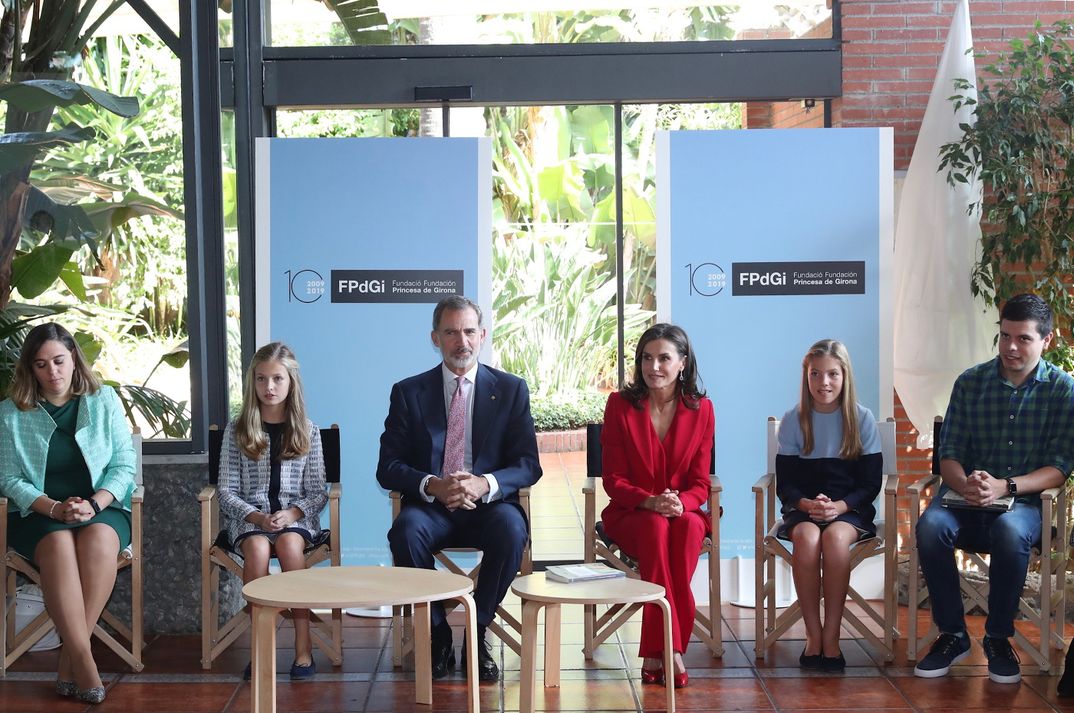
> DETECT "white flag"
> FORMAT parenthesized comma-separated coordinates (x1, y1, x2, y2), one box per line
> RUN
(893, 0, 995, 448)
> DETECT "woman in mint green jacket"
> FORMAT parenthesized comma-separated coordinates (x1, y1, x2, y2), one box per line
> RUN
(0, 323, 136, 705)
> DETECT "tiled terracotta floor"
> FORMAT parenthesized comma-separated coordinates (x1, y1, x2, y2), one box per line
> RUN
(4, 607, 1073, 713)
(4, 450, 1073, 712)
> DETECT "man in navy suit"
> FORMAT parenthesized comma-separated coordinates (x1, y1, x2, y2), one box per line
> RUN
(377, 295, 541, 682)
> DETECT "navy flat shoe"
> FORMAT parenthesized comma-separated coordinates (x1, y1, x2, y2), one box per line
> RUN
(799, 650, 823, 669)
(290, 659, 316, 680)
(821, 653, 846, 672)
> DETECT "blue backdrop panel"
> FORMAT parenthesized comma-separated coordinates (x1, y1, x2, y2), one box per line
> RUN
(657, 128, 893, 559)
(256, 137, 490, 564)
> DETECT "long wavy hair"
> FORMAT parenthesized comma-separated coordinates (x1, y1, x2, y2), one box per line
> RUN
(9, 323, 100, 410)
(235, 342, 310, 461)
(620, 323, 705, 410)
(798, 338, 862, 459)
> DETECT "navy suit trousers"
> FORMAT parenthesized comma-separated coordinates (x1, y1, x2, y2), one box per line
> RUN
(388, 499, 528, 632)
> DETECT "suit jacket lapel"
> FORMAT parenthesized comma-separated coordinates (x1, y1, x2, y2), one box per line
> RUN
(665, 401, 700, 481)
(420, 366, 447, 475)
(626, 398, 656, 484)
(471, 364, 497, 469)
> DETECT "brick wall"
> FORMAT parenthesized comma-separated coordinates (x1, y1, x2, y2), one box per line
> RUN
(747, 0, 1074, 545)
(838, 0, 1074, 167)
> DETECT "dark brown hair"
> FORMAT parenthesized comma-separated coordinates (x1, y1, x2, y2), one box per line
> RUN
(9, 323, 99, 410)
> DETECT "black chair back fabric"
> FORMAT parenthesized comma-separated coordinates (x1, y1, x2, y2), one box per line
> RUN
(586, 423, 603, 478)
(208, 426, 224, 485)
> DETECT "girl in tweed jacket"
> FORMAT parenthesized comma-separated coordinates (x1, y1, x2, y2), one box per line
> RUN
(218, 342, 327, 680)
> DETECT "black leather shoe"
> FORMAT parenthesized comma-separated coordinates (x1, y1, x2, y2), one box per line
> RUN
(431, 637, 456, 680)
(1058, 642, 1074, 696)
(463, 634, 499, 682)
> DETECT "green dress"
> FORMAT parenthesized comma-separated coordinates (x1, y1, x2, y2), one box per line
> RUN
(6, 397, 132, 563)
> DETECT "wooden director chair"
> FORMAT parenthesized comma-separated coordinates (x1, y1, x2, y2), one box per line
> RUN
(2, 432, 144, 675)
(753, 417, 899, 661)
(199, 424, 343, 669)
(906, 417, 1068, 672)
(389, 487, 532, 666)
(582, 422, 724, 659)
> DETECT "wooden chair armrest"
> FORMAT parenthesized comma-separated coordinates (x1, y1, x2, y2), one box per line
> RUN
(131, 485, 145, 505)
(752, 472, 774, 494)
(709, 476, 722, 525)
(518, 486, 531, 517)
(906, 473, 940, 497)
(582, 476, 597, 495)
(1040, 485, 1061, 503)
(0, 497, 7, 552)
(883, 472, 899, 496)
(390, 490, 401, 520)
(327, 482, 342, 500)
(196, 485, 217, 502)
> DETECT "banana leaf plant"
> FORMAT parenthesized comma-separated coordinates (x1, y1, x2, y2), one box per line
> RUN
(0, 0, 190, 437)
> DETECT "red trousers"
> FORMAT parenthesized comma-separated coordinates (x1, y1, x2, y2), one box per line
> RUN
(603, 509, 708, 657)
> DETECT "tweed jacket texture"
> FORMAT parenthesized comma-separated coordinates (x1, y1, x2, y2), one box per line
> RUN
(0, 385, 137, 517)
(217, 418, 328, 545)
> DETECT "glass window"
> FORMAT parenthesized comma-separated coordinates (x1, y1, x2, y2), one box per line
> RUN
(274, 109, 420, 138)
(221, 111, 242, 418)
(264, 1, 832, 47)
(621, 102, 742, 321)
(485, 104, 631, 414)
(28, 31, 191, 440)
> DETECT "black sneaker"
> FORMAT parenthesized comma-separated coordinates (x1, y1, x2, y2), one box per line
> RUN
(913, 632, 970, 678)
(983, 636, 1021, 684)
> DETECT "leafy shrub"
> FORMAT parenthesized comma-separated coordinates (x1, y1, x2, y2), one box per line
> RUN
(531, 390, 607, 432)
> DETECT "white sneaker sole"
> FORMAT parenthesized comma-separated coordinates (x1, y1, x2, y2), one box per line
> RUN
(913, 648, 970, 678)
(988, 669, 1021, 684)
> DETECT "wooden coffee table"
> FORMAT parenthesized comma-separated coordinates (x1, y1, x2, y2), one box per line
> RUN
(511, 573, 675, 713)
(242, 566, 477, 713)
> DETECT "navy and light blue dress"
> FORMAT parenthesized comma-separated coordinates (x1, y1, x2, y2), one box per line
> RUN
(775, 403, 883, 540)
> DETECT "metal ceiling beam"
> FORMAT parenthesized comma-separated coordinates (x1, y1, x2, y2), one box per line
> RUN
(219, 39, 841, 109)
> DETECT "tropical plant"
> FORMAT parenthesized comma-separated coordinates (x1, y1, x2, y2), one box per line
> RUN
(939, 21, 1074, 371)
(0, 1, 190, 436)
(38, 34, 185, 335)
(492, 227, 652, 396)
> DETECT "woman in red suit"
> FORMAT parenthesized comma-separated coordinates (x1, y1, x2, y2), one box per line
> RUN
(601, 322, 713, 689)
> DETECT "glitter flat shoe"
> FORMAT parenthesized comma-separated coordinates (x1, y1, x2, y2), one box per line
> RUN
(76, 685, 106, 704)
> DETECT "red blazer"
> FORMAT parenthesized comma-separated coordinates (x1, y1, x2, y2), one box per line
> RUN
(600, 391, 714, 531)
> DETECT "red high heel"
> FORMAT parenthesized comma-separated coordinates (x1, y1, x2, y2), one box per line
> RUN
(672, 670, 689, 689)
(640, 666, 664, 685)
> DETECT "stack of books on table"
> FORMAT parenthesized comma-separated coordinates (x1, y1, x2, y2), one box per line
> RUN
(544, 563, 627, 584)
(940, 489, 1015, 512)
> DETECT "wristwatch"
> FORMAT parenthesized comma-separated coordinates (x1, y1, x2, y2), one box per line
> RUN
(1006, 478, 1018, 496)
(89, 498, 102, 515)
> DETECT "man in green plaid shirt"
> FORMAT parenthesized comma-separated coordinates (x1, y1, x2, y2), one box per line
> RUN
(913, 294, 1074, 685)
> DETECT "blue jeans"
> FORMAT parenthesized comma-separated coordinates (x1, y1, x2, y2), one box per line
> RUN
(915, 497, 1041, 639)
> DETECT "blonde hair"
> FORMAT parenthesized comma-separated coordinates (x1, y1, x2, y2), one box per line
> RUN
(9, 323, 100, 410)
(798, 339, 862, 460)
(235, 342, 310, 461)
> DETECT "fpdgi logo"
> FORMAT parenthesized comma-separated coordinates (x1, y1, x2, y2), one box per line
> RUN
(285, 269, 325, 303)
(685, 262, 726, 296)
